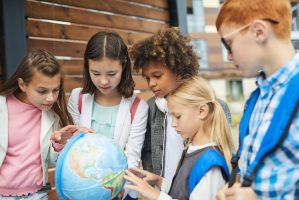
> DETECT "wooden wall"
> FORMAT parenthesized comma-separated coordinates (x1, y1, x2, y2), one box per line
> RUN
(25, 1, 169, 199)
(25, 0, 169, 100)
(0, 5, 3, 86)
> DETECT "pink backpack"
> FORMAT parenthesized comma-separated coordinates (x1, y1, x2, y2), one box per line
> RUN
(78, 92, 141, 123)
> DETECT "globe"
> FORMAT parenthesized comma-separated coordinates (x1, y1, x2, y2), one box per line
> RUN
(55, 132, 128, 200)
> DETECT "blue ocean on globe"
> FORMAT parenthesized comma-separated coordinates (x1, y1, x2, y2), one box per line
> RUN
(55, 132, 128, 200)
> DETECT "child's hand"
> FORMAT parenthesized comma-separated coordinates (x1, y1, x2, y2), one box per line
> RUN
(50, 125, 78, 144)
(216, 184, 228, 200)
(217, 183, 259, 200)
(128, 168, 162, 187)
(76, 126, 95, 134)
(124, 169, 160, 200)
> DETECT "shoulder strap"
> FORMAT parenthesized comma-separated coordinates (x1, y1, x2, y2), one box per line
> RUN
(229, 72, 299, 187)
(78, 92, 83, 114)
(228, 88, 260, 187)
(189, 149, 230, 194)
(130, 96, 141, 123)
(242, 73, 299, 186)
(238, 88, 260, 156)
(78, 93, 141, 122)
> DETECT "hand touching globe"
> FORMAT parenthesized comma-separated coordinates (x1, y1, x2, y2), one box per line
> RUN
(55, 132, 128, 200)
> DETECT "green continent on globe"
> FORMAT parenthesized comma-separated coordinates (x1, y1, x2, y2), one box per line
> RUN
(102, 171, 125, 197)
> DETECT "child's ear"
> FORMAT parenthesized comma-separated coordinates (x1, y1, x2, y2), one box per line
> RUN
(251, 19, 269, 43)
(197, 104, 210, 120)
(18, 78, 27, 92)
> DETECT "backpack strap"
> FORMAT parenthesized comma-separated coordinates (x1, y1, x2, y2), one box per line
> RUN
(228, 88, 260, 187)
(189, 149, 230, 194)
(78, 92, 83, 114)
(229, 72, 299, 187)
(242, 73, 299, 186)
(78, 93, 141, 123)
(130, 96, 141, 123)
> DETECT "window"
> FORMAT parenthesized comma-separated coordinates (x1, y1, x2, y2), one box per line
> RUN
(191, 39, 208, 69)
(227, 80, 244, 101)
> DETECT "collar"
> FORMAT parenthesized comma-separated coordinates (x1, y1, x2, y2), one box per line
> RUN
(155, 97, 168, 113)
(256, 52, 299, 97)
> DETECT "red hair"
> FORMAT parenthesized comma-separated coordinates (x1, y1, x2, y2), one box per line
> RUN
(216, 0, 292, 40)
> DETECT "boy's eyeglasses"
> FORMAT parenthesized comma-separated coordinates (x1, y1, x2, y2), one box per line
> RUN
(221, 18, 279, 54)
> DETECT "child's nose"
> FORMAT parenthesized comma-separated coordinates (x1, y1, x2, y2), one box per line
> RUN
(171, 120, 177, 128)
(148, 79, 156, 87)
(227, 53, 233, 61)
(46, 93, 55, 102)
(100, 76, 109, 85)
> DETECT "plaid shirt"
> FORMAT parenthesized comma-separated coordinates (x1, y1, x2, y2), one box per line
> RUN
(240, 53, 299, 199)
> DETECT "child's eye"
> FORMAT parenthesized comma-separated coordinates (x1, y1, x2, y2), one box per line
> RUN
(107, 73, 116, 76)
(37, 90, 47, 94)
(175, 115, 181, 119)
(93, 73, 100, 76)
(53, 88, 60, 93)
(154, 75, 161, 79)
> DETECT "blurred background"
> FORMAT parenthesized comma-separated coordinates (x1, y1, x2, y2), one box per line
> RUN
(1, 0, 299, 199)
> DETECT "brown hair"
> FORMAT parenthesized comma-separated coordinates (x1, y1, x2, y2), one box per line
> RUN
(130, 27, 199, 80)
(216, 0, 292, 40)
(82, 31, 134, 98)
(0, 50, 73, 127)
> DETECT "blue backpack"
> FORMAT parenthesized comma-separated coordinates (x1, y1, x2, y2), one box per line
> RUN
(228, 72, 299, 187)
(189, 149, 230, 194)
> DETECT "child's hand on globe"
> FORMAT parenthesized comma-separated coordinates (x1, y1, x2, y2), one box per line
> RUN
(75, 126, 95, 134)
(50, 125, 79, 144)
(124, 169, 161, 200)
(127, 168, 162, 187)
(51, 125, 95, 145)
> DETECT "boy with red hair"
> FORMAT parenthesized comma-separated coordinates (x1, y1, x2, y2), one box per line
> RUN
(215, 0, 299, 199)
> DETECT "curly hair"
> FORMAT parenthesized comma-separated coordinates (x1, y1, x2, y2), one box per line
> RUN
(130, 27, 199, 80)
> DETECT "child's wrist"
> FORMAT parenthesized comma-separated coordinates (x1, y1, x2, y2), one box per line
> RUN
(52, 141, 64, 152)
(156, 176, 163, 189)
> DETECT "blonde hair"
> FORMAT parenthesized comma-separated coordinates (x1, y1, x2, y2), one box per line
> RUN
(168, 76, 232, 167)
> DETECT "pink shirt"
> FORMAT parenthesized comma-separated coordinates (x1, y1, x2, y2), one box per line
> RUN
(0, 94, 43, 196)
